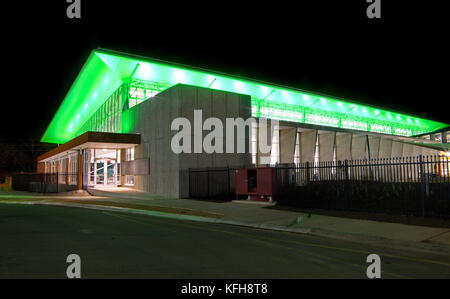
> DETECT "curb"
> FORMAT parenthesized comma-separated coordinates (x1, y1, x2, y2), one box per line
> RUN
(2, 200, 450, 256)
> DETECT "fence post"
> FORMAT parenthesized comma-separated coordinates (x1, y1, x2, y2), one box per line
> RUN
(227, 167, 231, 200)
(207, 169, 210, 199)
(344, 160, 350, 209)
(306, 161, 310, 184)
(188, 168, 191, 199)
(56, 169, 59, 193)
(419, 155, 426, 217)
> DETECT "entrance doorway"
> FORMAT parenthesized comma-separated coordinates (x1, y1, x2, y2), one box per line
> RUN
(88, 149, 121, 188)
(94, 159, 117, 186)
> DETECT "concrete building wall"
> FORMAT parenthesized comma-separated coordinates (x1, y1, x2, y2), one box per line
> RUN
(391, 141, 403, 158)
(123, 84, 251, 198)
(257, 120, 273, 165)
(335, 133, 352, 161)
(319, 132, 336, 162)
(379, 138, 393, 159)
(368, 136, 381, 159)
(279, 127, 296, 164)
(402, 143, 414, 157)
(422, 147, 440, 156)
(300, 130, 317, 162)
(351, 135, 368, 160)
(412, 144, 423, 156)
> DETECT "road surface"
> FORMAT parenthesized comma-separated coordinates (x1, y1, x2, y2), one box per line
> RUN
(1, 203, 450, 278)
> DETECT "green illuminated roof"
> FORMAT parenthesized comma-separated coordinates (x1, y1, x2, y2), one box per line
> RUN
(41, 48, 449, 143)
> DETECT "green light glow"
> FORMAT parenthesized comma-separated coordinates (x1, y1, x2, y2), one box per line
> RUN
(41, 49, 449, 143)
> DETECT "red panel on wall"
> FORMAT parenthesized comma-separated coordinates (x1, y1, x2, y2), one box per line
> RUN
(235, 168, 249, 194)
(257, 168, 276, 196)
(235, 167, 276, 199)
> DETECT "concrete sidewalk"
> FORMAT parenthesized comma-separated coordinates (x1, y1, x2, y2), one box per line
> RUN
(1, 188, 450, 254)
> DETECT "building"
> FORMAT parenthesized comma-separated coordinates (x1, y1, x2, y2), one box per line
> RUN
(38, 49, 450, 198)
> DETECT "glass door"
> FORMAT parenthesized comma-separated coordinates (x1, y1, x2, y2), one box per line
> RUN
(95, 160, 105, 185)
(94, 159, 117, 187)
(106, 160, 117, 185)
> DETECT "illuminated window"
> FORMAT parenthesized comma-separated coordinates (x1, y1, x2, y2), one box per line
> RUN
(127, 79, 170, 108)
(434, 133, 442, 142)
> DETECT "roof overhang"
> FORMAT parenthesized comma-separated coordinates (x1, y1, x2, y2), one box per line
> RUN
(41, 48, 449, 144)
(38, 132, 140, 162)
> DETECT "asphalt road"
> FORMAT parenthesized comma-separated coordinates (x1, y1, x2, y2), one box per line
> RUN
(1, 203, 450, 279)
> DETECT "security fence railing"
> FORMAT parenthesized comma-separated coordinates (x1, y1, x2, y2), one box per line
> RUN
(189, 166, 243, 201)
(188, 155, 450, 218)
(12, 172, 79, 193)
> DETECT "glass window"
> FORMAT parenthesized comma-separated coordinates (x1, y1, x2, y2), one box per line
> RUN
(126, 147, 135, 161)
(125, 175, 135, 186)
(434, 133, 442, 142)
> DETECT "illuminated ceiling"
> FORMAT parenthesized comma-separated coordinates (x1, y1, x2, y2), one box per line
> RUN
(41, 48, 448, 144)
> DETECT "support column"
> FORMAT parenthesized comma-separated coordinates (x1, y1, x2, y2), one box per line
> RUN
(120, 149, 126, 186)
(77, 152, 83, 190)
(65, 157, 70, 185)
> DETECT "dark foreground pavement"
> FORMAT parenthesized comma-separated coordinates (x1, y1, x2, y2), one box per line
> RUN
(1, 203, 450, 279)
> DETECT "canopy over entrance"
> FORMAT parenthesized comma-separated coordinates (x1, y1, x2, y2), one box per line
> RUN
(38, 131, 140, 162)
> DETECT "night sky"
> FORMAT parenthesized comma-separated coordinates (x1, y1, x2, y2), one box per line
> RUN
(3, 1, 449, 141)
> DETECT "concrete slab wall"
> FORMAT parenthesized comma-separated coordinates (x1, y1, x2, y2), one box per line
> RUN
(257, 120, 273, 165)
(411, 144, 424, 156)
(351, 135, 368, 160)
(391, 141, 403, 158)
(319, 132, 336, 162)
(378, 138, 393, 159)
(300, 130, 317, 162)
(422, 147, 440, 156)
(368, 136, 381, 159)
(402, 143, 413, 157)
(279, 127, 297, 163)
(335, 133, 352, 161)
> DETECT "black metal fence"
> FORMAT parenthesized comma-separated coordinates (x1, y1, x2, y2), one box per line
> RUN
(188, 155, 450, 218)
(12, 172, 79, 193)
(189, 167, 240, 201)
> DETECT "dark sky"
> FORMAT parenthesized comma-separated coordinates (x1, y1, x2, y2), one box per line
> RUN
(3, 0, 449, 141)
